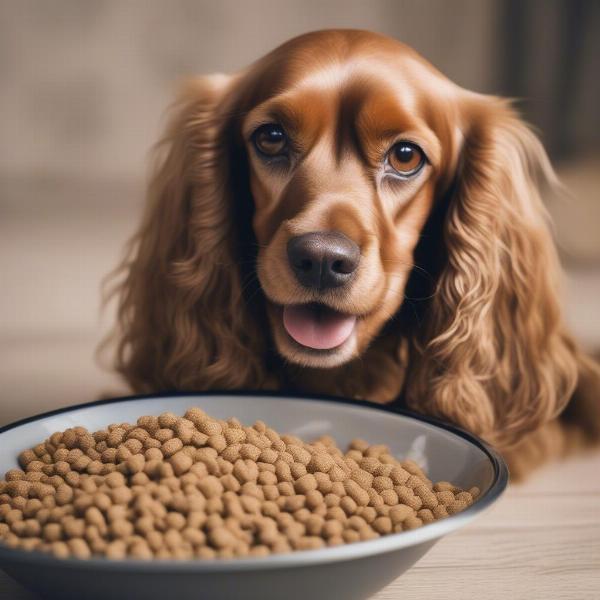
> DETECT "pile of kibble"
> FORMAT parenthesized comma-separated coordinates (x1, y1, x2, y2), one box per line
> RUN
(0, 408, 479, 560)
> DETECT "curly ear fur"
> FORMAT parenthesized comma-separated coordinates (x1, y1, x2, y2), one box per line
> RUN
(106, 76, 269, 393)
(405, 97, 583, 449)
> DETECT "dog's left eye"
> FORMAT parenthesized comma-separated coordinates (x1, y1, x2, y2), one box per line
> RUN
(252, 124, 287, 157)
(388, 142, 426, 176)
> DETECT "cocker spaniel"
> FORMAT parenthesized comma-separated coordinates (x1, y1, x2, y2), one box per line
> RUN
(107, 30, 600, 478)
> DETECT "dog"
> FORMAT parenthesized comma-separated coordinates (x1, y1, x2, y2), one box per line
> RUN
(107, 30, 600, 478)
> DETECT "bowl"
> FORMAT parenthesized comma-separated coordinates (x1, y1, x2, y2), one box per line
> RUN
(0, 392, 508, 600)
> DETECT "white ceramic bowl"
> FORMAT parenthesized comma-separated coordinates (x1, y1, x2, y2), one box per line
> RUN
(0, 392, 507, 600)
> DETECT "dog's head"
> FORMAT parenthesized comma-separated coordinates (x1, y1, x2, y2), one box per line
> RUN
(241, 32, 459, 368)
(112, 30, 578, 447)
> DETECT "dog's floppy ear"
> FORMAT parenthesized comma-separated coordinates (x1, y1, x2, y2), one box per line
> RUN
(405, 96, 580, 448)
(106, 75, 268, 393)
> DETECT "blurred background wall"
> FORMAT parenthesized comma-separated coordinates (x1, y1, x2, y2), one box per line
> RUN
(1, 0, 598, 424)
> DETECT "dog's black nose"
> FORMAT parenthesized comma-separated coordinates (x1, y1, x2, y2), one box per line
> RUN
(287, 231, 360, 290)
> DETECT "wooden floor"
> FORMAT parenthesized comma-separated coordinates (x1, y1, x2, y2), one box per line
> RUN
(1, 450, 598, 599)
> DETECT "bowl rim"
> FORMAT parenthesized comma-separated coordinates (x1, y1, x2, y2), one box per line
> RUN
(0, 390, 508, 571)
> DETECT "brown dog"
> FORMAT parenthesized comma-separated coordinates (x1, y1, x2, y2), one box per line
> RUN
(107, 30, 600, 478)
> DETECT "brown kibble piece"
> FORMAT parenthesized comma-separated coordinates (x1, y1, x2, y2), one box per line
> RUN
(433, 481, 456, 492)
(198, 420, 222, 437)
(350, 468, 374, 490)
(126, 454, 145, 474)
(69, 537, 92, 559)
(396, 486, 422, 511)
(290, 462, 308, 479)
(372, 516, 392, 534)
(389, 504, 414, 524)
(372, 476, 393, 492)
(403, 515, 423, 530)
(314, 472, 333, 494)
(294, 474, 318, 494)
(240, 444, 261, 461)
(51, 541, 70, 558)
(447, 499, 469, 515)
(43, 522, 62, 542)
(287, 445, 311, 466)
(322, 519, 343, 538)
(390, 466, 410, 484)
(380, 489, 399, 506)
(414, 485, 438, 509)
(170, 452, 193, 476)
(275, 460, 293, 483)
(208, 527, 238, 549)
(339, 496, 358, 516)
(455, 491, 474, 506)
(162, 438, 183, 458)
(436, 490, 455, 505)
(307, 453, 334, 474)
(344, 480, 370, 506)
(417, 508, 435, 524)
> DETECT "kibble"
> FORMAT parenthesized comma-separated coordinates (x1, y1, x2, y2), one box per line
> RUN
(0, 408, 478, 560)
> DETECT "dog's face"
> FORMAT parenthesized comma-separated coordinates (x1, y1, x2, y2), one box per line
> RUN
(241, 33, 461, 368)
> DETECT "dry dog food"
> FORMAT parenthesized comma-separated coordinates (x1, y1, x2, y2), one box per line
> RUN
(0, 408, 479, 559)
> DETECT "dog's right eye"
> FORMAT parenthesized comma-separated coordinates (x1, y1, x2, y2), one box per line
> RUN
(252, 124, 287, 157)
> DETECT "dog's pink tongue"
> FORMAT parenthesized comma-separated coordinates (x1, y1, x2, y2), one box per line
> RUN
(283, 305, 356, 350)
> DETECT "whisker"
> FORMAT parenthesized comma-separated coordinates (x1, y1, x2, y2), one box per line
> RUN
(379, 259, 434, 278)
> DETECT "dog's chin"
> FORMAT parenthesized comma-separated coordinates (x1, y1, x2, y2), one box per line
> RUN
(268, 303, 360, 369)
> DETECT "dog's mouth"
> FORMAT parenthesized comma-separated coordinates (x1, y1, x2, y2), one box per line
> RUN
(281, 302, 357, 350)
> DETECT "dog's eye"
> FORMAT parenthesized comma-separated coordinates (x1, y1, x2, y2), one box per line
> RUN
(252, 124, 287, 156)
(388, 142, 426, 176)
